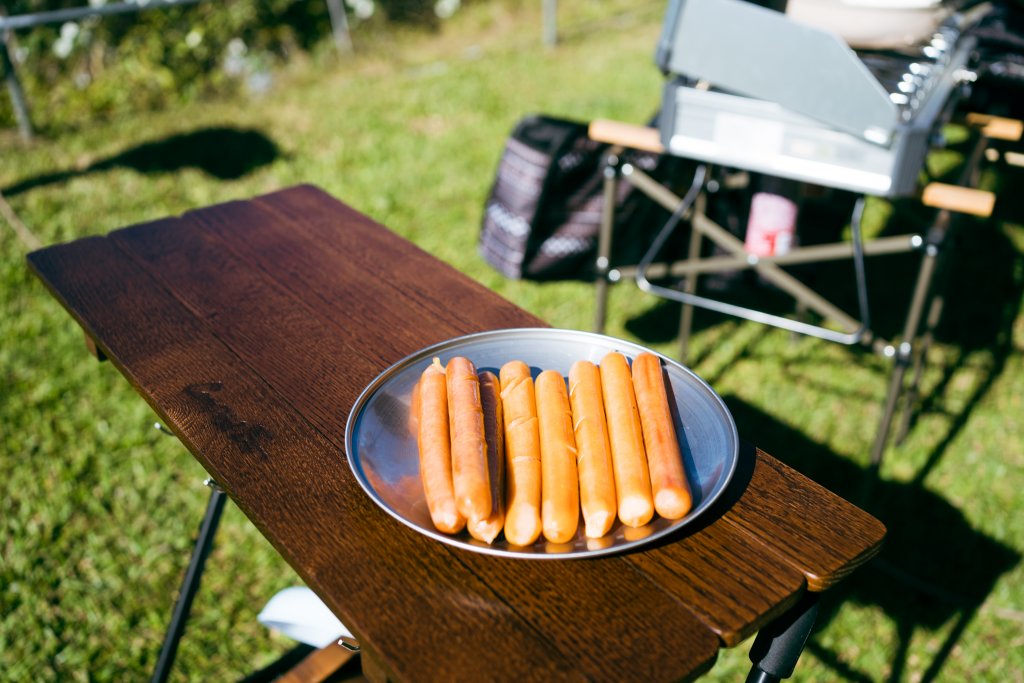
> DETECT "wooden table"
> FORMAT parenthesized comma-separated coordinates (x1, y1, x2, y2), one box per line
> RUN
(28, 185, 885, 682)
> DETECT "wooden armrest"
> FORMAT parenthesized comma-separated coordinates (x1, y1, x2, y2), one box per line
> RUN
(588, 119, 665, 153)
(966, 113, 1024, 142)
(921, 182, 996, 218)
(277, 641, 356, 683)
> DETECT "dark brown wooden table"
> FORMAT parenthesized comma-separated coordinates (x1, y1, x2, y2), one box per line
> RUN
(28, 184, 885, 682)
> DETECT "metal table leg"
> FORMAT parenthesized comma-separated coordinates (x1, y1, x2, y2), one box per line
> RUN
(746, 592, 821, 683)
(151, 479, 227, 683)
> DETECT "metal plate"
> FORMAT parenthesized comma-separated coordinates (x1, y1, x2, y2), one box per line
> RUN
(344, 328, 738, 559)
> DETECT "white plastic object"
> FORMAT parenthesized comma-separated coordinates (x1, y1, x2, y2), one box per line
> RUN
(257, 586, 352, 648)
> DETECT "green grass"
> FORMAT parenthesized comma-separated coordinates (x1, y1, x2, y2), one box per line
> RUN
(3, 1, 1023, 680)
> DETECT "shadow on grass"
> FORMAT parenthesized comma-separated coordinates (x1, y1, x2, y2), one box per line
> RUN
(2, 127, 281, 197)
(623, 155, 1024, 480)
(612, 148, 1024, 680)
(724, 397, 1021, 683)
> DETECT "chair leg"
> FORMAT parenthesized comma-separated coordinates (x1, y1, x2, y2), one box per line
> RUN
(678, 191, 705, 363)
(746, 592, 820, 682)
(895, 292, 945, 444)
(593, 158, 620, 334)
(151, 482, 227, 683)
(869, 221, 947, 471)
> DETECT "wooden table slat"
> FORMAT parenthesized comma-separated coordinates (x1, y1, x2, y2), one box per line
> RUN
(626, 510, 806, 646)
(249, 184, 544, 333)
(27, 238, 600, 682)
(102, 201, 720, 682)
(722, 452, 886, 591)
(27, 186, 887, 682)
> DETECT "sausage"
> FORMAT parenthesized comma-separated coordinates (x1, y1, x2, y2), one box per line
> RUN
(499, 361, 542, 546)
(535, 370, 580, 544)
(416, 358, 466, 534)
(599, 352, 654, 528)
(467, 370, 506, 544)
(631, 353, 692, 519)
(568, 360, 617, 538)
(446, 356, 492, 522)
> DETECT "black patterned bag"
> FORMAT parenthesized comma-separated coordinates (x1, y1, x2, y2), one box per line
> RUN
(479, 114, 679, 282)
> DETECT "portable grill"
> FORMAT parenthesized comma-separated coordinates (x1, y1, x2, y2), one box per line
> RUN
(655, 0, 991, 196)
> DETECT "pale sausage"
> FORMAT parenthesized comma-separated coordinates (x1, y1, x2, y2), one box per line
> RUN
(499, 361, 543, 546)
(568, 360, 617, 538)
(535, 370, 580, 544)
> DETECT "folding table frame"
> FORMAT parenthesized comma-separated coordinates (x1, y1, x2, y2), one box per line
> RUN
(589, 115, 1017, 470)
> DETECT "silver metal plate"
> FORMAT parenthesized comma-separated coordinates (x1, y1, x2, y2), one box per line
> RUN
(344, 328, 739, 559)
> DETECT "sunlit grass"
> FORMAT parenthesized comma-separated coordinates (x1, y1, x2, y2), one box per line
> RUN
(3, 1, 1023, 680)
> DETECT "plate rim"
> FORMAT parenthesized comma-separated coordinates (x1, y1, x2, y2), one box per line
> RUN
(343, 327, 739, 559)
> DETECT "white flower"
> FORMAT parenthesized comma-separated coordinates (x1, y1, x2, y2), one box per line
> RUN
(227, 37, 247, 58)
(53, 37, 73, 59)
(347, 0, 374, 20)
(53, 24, 79, 59)
(185, 30, 202, 48)
(60, 22, 80, 41)
(434, 0, 460, 19)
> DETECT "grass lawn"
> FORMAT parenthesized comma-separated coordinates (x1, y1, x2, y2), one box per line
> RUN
(3, 1, 1023, 680)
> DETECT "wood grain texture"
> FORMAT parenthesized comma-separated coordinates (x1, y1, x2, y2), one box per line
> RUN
(28, 237, 579, 682)
(27, 185, 886, 681)
(721, 447, 886, 592)
(626, 521, 805, 647)
(105, 190, 718, 682)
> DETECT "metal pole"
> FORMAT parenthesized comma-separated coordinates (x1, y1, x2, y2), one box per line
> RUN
(0, 0, 201, 32)
(325, 0, 353, 54)
(1, 30, 31, 139)
(542, 0, 557, 47)
(679, 189, 705, 362)
(746, 592, 820, 682)
(593, 158, 619, 334)
(869, 130, 990, 469)
(151, 483, 227, 683)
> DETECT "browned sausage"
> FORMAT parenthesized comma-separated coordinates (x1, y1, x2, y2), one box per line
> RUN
(446, 356, 491, 522)
(631, 353, 692, 519)
(416, 359, 466, 534)
(599, 352, 653, 528)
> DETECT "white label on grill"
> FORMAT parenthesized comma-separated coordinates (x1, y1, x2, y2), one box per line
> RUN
(712, 113, 785, 156)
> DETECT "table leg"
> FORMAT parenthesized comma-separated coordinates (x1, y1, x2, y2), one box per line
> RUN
(745, 592, 820, 683)
(151, 482, 227, 683)
(360, 646, 391, 683)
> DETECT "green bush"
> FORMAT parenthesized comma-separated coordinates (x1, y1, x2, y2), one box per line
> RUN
(0, 0, 452, 133)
